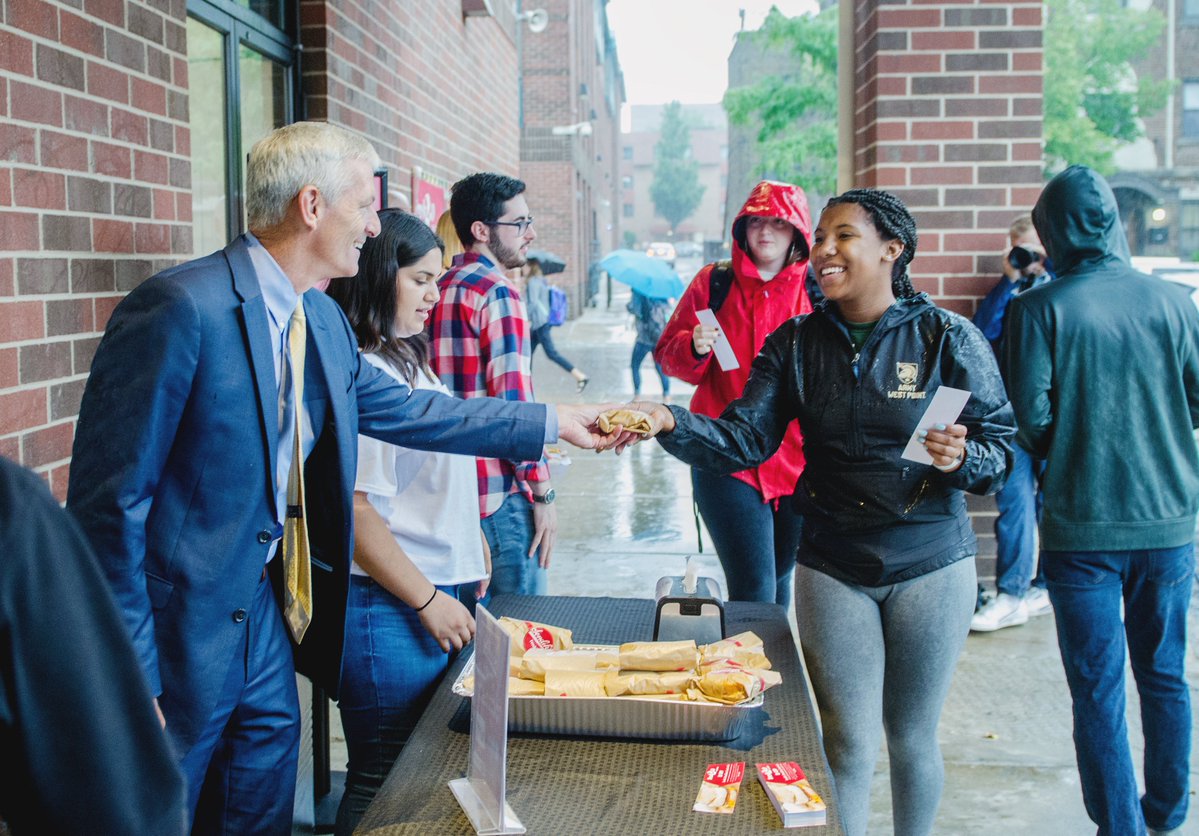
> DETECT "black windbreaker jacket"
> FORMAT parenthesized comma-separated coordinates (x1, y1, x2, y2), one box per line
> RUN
(660, 294, 1015, 586)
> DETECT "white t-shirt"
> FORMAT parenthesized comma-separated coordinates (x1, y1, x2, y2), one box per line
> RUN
(351, 353, 486, 585)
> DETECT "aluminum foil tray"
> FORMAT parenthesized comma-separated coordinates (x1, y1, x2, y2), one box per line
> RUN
(450, 645, 763, 742)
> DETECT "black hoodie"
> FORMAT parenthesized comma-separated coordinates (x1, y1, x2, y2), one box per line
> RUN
(1005, 164, 1199, 551)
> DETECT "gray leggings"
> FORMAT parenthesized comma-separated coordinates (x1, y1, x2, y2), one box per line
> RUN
(795, 558, 976, 836)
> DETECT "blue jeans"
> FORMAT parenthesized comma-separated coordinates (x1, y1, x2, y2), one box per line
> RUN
(691, 468, 801, 607)
(993, 444, 1044, 596)
(181, 574, 300, 836)
(1042, 546, 1194, 835)
(335, 576, 459, 836)
(482, 491, 546, 598)
(630, 340, 669, 396)
(531, 324, 577, 374)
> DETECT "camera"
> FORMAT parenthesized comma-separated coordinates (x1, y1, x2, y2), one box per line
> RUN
(1008, 245, 1043, 273)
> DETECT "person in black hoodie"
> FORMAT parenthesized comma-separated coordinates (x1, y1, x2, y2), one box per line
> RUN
(1005, 165, 1199, 836)
(625, 189, 1014, 836)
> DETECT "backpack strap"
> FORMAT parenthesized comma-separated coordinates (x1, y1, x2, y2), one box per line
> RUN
(707, 260, 734, 313)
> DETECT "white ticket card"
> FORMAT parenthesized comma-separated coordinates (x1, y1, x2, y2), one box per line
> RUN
(900, 386, 971, 465)
(694, 308, 740, 371)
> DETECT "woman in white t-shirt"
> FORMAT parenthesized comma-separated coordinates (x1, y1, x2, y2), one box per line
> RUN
(325, 209, 490, 836)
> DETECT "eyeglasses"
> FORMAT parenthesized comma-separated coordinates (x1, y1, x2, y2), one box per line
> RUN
(487, 216, 535, 235)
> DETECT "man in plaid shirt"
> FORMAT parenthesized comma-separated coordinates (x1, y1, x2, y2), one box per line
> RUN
(430, 172, 556, 598)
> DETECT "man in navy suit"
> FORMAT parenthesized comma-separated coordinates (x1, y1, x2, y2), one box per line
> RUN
(67, 122, 610, 834)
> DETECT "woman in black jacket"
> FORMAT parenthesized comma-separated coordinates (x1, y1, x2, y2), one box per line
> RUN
(630, 189, 1014, 836)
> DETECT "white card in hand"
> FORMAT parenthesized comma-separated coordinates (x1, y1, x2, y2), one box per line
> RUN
(695, 308, 740, 371)
(900, 386, 971, 465)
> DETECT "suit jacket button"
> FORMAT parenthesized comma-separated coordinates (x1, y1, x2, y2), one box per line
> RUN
(257, 530, 272, 544)
(232, 609, 247, 623)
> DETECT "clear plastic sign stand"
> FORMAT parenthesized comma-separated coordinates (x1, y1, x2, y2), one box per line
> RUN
(449, 605, 526, 835)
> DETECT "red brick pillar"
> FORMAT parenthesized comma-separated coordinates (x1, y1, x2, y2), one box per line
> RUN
(848, 1, 1045, 315)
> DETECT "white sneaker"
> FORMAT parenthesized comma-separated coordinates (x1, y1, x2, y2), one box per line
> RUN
(970, 592, 1030, 632)
(1024, 586, 1053, 617)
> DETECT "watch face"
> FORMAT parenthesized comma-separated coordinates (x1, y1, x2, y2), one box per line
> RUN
(538, 488, 556, 504)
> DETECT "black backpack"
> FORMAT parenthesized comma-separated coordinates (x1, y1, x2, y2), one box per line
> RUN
(707, 260, 735, 312)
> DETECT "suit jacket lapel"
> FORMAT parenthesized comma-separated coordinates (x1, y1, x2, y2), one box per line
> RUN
(225, 236, 280, 498)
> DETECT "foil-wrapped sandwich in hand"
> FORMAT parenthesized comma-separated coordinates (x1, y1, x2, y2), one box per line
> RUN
(597, 408, 655, 436)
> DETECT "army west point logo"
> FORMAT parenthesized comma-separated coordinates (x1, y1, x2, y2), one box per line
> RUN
(889, 362, 927, 399)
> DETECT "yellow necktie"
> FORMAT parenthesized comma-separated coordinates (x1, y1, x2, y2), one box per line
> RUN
(282, 302, 312, 643)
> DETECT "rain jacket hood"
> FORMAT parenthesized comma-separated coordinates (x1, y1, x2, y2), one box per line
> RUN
(1031, 164, 1131, 278)
(730, 180, 813, 278)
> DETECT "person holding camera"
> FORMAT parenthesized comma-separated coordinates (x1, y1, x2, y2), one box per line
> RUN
(970, 215, 1055, 631)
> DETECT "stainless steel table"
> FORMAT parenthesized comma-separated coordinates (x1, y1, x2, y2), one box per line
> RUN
(357, 594, 842, 834)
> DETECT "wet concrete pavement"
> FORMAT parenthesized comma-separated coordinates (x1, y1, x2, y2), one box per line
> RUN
(328, 285, 1199, 834)
(532, 287, 1199, 835)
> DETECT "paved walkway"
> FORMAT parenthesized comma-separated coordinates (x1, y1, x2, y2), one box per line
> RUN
(532, 290, 1199, 835)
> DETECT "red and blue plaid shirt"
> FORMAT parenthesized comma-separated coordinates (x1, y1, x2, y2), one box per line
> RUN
(430, 252, 548, 517)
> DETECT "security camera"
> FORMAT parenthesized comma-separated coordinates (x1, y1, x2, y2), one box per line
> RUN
(518, 8, 549, 33)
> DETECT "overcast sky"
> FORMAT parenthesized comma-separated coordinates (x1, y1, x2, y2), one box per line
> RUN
(606, 0, 821, 108)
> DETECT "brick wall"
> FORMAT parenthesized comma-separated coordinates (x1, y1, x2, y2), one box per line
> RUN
(519, 0, 623, 315)
(850, 0, 1045, 317)
(0, 0, 191, 497)
(300, 0, 521, 189)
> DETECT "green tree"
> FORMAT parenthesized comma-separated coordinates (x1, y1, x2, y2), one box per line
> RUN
(722, 6, 838, 195)
(1044, 0, 1171, 174)
(650, 101, 705, 234)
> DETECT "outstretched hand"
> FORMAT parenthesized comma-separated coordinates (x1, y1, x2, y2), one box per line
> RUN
(555, 403, 629, 450)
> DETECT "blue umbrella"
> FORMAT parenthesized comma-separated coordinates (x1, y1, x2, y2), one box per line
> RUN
(599, 249, 686, 300)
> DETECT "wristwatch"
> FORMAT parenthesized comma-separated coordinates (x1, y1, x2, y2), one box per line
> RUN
(532, 488, 556, 505)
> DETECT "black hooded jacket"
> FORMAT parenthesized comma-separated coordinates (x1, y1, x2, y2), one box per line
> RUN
(1005, 164, 1199, 551)
(659, 294, 1015, 587)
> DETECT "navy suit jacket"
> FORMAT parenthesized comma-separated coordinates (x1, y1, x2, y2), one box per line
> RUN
(67, 236, 547, 753)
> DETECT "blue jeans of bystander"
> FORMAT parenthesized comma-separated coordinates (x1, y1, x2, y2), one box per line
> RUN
(630, 340, 669, 396)
(482, 491, 546, 599)
(335, 576, 460, 836)
(1042, 546, 1194, 836)
(993, 444, 1044, 596)
(691, 468, 801, 608)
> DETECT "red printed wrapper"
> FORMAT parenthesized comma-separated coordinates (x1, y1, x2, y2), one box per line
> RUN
(693, 762, 744, 814)
(756, 762, 827, 827)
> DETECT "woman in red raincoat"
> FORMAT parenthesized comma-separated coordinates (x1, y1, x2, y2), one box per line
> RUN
(654, 180, 813, 607)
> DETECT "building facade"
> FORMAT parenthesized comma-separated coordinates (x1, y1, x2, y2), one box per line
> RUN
(1111, 0, 1199, 260)
(518, 0, 624, 313)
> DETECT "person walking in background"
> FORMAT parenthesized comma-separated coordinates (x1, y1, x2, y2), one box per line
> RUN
(523, 257, 590, 392)
(66, 123, 608, 835)
(655, 180, 813, 607)
(431, 173, 558, 599)
(325, 211, 493, 835)
(628, 289, 672, 397)
(631, 189, 1014, 836)
(970, 214, 1055, 632)
(0, 456, 186, 836)
(1005, 165, 1199, 836)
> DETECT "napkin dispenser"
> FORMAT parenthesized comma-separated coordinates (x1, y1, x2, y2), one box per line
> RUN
(653, 560, 725, 645)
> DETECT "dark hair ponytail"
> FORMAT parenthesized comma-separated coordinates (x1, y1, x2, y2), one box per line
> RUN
(824, 189, 919, 298)
(326, 209, 445, 385)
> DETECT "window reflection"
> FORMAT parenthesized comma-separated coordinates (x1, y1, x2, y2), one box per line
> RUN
(239, 45, 288, 228)
(234, 0, 284, 28)
(186, 17, 228, 257)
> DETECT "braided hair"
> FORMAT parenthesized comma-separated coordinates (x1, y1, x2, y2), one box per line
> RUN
(824, 189, 919, 298)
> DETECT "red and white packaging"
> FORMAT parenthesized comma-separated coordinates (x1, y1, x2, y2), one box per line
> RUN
(693, 761, 744, 814)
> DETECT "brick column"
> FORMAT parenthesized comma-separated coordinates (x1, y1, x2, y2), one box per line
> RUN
(848, 1, 1044, 315)
(0, 2, 191, 495)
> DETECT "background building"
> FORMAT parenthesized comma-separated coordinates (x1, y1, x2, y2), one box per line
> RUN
(519, 0, 624, 313)
(1110, 0, 1199, 260)
(618, 102, 728, 248)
